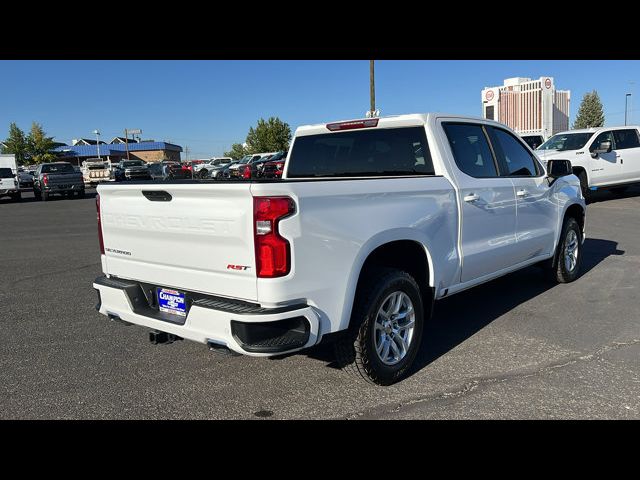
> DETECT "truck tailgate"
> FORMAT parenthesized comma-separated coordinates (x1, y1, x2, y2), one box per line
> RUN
(98, 183, 257, 301)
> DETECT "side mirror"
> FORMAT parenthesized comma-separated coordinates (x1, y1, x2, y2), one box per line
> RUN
(547, 159, 572, 182)
(591, 140, 612, 158)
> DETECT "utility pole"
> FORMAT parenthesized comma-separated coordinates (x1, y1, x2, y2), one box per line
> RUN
(370, 60, 375, 114)
(366, 60, 380, 118)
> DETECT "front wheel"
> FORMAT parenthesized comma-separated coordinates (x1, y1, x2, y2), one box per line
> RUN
(546, 217, 583, 283)
(577, 171, 591, 202)
(334, 268, 424, 386)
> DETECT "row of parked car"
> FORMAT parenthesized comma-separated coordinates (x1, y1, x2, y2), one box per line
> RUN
(79, 151, 288, 186)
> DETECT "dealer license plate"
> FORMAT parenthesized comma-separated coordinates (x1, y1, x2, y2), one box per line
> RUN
(157, 288, 187, 317)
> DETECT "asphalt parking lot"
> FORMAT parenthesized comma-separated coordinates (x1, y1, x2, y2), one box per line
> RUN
(1, 187, 639, 419)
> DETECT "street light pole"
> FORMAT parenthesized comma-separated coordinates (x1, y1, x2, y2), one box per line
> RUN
(625, 94, 632, 126)
(93, 129, 101, 160)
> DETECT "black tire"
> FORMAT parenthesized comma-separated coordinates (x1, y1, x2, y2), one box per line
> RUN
(577, 171, 591, 202)
(334, 267, 425, 386)
(76, 189, 85, 198)
(33, 189, 41, 200)
(546, 217, 582, 283)
(42, 191, 49, 202)
(199, 169, 208, 179)
(11, 192, 21, 202)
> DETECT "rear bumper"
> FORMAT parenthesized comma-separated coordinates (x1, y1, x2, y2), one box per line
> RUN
(43, 184, 84, 192)
(93, 275, 320, 356)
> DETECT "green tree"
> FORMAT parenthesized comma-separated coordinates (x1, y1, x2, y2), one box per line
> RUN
(573, 90, 605, 129)
(26, 122, 57, 164)
(245, 117, 292, 153)
(224, 142, 248, 160)
(2, 122, 28, 165)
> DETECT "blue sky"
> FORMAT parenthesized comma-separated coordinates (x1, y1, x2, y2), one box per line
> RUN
(1, 60, 638, 158)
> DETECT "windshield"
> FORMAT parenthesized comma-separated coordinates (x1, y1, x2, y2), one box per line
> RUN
(268, 151, 286, 162)
(238, 155, 253, 164)
(41, 163, 75, 173)
(0, 168, 13, 178)
(538, 133, 593, 151)
(122, 161, 144, 167)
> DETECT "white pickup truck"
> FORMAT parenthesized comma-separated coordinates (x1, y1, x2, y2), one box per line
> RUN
(93, 113, 586, 385)
(536, 125, 640, 200)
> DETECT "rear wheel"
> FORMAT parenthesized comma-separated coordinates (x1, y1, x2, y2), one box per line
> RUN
(76, 188, 85, 198)
(10, 192, 21, 202)
(199, 169, 208, 179)
(334, 268, 424, 386)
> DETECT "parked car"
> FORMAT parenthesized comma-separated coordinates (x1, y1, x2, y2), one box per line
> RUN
(521, 134, 545, 150)
(113, 160, 152, 182)
(536, 126, 640, 200)
(33, 162, 85, 201)
(227, 152, 277, 179)
(195, 158, 234, 178)
(148, 161, 190, 180)
(17, 167, 34, 188)
(261, 151, 287, 178)
(93, 113, 586, 385)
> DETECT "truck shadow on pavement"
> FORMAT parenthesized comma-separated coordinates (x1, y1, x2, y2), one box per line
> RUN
(300, 238, 624, 381)
(587, 185, 640, 204)
(408, 237, 624, 379)
(0, 191, 98, 204)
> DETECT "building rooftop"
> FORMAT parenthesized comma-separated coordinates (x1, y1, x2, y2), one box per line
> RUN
(54, 141, 183, 157)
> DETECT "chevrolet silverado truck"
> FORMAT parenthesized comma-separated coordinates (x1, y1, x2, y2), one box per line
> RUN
(536, 126, 640, 201)
(33, 162, 85, 201)
(93, 113, 586, 385)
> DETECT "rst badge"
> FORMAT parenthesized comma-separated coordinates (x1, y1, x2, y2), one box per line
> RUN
(227, 264, 250, 271)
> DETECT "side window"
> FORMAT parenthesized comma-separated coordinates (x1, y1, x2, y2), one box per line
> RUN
(443, 123, 498, 178)
(491, 128, 539, 176)
(589, 131, 615, 152)
(613, 129, 640, 150)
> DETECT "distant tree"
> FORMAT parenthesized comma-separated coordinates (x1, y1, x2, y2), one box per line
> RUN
(26, 122, 57, 164)
(224, 142, 248, 160)
(2, 122, 28, 165)
(245, 117, 292, 153)
(573, 90, 605, 129)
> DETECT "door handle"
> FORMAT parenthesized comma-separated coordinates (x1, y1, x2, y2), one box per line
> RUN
(516, 189, 528, 197)
(464, 193, 480, 202)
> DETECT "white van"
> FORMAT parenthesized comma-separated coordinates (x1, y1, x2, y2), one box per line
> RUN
(536, 126, 640, 199)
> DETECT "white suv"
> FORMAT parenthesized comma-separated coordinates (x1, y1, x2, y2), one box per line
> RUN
(536, 126, 640, 199)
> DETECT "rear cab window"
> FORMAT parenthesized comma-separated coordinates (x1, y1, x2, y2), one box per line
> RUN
(0, 168, 14, 178)
(286, 127, 435, 178)
(41, 164, 75, 174)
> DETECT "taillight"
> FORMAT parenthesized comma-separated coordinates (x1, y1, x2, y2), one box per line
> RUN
(276, 162, 284, 171)
(253, 197, 295, 278)
(96, 193, 105, 254)
(42, 174, 49, 186)
(326, 118, 378, 131)
(242, 164, 251, 179)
